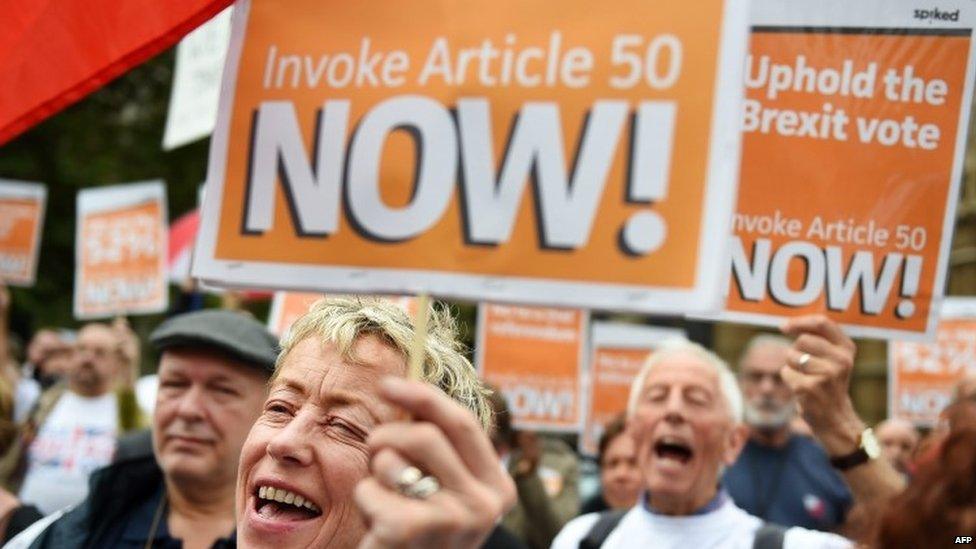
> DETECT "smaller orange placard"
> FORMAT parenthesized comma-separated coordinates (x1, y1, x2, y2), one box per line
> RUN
(74, 182, 168, 319)
(580, 322, 683, 454)
(476, 303, 587, 431)
(888, 298, 976, 426)
(268, 292, 420, 337)
(0, 180, 46, 286)
(267, 292, 325, 336)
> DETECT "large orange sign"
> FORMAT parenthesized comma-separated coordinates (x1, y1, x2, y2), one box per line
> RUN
(889, 298, 976, 426)
(718, 1, 976, 340)
(192, 0, 749, 314)
(476, 304, 587, 431)
(580, 322, 684, 455)
(0, 180, 46, 286)
(74, 182, 168, 319)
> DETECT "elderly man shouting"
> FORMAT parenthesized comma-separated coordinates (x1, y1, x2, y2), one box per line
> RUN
(553, 321, 850, 548)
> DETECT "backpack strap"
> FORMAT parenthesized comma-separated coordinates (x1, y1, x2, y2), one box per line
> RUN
(752, 521, 787, 549)
(578, 509, 627, 549)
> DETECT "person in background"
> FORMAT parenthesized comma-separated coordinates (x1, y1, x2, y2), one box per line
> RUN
(0, 320, 143, 514)
(911, 372, 976, 470)
(552, 332, 849, 548)
(871, 398, 976, 548)
(14, 321, 76, 425)
(8, 309, 278, 548)
(723, 334, 852, 531)
(488, 390, 579, 549)
(874, 418, 919, 477)
(0, 285, 17, 454)
(579, 414, 642, 515)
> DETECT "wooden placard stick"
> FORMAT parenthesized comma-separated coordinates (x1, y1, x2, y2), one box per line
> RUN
(408, 293, 430, 380)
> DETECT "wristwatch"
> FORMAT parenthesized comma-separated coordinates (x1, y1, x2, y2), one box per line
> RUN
(830, 427, 881, 470)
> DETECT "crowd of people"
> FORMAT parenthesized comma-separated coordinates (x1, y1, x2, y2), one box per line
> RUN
(0, 283, 974, 548)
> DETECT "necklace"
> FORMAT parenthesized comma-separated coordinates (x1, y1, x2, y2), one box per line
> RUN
(144, 492, 167, 549)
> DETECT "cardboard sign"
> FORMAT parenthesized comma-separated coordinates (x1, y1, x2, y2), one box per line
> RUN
(75, 182, 168, 319)
(192, 0, 749, 315)
(580, 322, 684, 455)
(0, 179, 46, 286)
(476, 303, 587, 431)
(162, 7, 233, 150)
(889, 297, 976, 426)
(714, 0, 976, 340)
(267, 291, 324, 336)
(267, 291, 419, 336)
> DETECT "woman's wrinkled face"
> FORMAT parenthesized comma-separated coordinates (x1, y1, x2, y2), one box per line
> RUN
(236, 335, 406, 549)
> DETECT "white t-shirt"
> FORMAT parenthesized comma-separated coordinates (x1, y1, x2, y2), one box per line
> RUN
(17, 391, 118, 514)
(13, 377, 40, 423)
(551, 498, 851, 549)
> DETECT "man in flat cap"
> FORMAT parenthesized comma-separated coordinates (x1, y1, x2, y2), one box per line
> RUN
(9, 309, 277, 548)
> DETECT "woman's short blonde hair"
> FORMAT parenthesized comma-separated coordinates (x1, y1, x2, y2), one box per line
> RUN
(276, 296, 493, 430)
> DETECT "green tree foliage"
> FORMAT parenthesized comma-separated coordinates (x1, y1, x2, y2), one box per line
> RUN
(0, 49, 208, 350)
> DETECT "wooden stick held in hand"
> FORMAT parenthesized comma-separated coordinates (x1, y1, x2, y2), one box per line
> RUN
(408, 294, 430, 381)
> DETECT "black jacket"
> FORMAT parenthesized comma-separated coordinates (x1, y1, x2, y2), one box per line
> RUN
(27, 430, 526, 549)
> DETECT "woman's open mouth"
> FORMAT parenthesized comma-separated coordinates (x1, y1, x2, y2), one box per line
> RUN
(253, 485, 323, 521)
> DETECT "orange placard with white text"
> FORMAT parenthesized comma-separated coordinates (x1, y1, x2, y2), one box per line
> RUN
(888, 298, 976, 426)
(192, 0, 749, 315)
(267, 291, 324, 336)
(580, 322, 683, 455)
(74, 182, 168, 319)
(268, 291, 420, 336)
(476, 304, 587, 431)
(0, 180, 46, 286)
(716, 0, 976, 340)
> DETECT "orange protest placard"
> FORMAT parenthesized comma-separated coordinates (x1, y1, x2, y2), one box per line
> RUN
(192, 0, 749, 314)
(476, 304, 587, 431)
(888, 298, 976, 426)
(580, 322, 683, 455)
(268, 291, 419, 336)
(0, 180, 46, 286)
(74, 182, 168, 319)
(267, 291, 324, 336)
(718, 1, 976, 340)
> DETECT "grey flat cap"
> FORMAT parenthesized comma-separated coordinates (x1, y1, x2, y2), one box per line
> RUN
(150, 309, 279, 374)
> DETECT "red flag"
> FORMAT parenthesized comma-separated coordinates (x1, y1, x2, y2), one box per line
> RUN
(0, 0, 233, 145)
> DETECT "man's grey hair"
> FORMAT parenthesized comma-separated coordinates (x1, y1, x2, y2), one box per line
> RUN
(276, 296, 493, 430)
(627, 338, 743, 423)
(738, 333, 791, 370)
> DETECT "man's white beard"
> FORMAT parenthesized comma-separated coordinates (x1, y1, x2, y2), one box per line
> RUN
(743, 399, 795, 431)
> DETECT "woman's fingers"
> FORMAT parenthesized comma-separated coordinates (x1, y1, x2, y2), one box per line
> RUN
(377, 377, 512, 499)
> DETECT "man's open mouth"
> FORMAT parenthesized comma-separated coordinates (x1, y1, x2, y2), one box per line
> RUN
(654, 437, 694, 464)
(254, 486, 323, 521)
